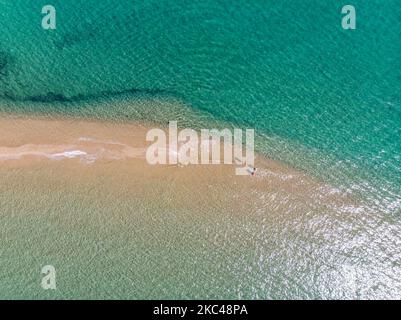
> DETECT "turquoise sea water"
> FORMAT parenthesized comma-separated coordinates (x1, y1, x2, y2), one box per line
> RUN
(1, 0, 401, 299)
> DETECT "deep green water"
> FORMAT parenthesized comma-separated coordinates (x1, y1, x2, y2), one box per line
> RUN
(1, 0, 401, 299)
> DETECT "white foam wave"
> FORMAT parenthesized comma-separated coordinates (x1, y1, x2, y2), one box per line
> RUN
(49, 150, 88, 160)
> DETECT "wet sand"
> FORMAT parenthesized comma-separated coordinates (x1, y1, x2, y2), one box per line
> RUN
(0, 115, 350, 205)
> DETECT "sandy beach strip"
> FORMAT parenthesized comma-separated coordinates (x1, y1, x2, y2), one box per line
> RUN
(0, 114, 356, 212)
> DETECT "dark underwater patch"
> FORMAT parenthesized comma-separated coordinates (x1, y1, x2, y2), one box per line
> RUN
(54, 26, 100, 50)
(0, 51, 17, 100)
(1, 86, 179, 104)
(0, 51, 11, 77)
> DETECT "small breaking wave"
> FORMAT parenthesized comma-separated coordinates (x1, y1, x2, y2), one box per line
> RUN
(0, 142, 146, 164)
(49, 150, 88, 160)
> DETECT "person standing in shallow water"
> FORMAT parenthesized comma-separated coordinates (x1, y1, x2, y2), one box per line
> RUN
(247, 166, 256, 176)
